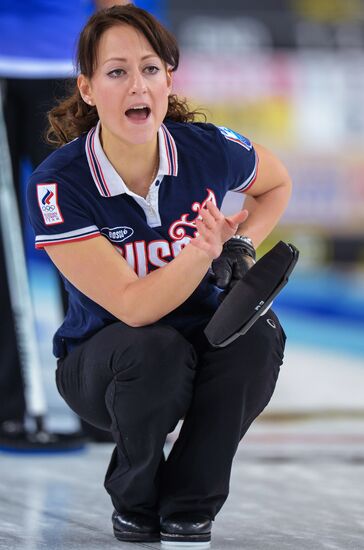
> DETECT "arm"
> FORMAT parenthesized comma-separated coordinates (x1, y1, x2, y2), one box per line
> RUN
(236, 142, 292, 247)
(45, 202, 248, 327)
(211, 143, 292, 292)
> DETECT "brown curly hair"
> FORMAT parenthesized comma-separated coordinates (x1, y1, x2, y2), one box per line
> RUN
(47, 4, 205, 147)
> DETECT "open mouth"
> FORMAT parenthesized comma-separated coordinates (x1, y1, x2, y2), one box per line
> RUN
(125, 106, 151, 121)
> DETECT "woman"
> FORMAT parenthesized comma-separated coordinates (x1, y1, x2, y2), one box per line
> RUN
(27, 4, 291, 547)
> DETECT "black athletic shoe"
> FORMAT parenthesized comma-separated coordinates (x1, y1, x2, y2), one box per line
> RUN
(160, 513, 212, 547)
(112, 510, 160, 542)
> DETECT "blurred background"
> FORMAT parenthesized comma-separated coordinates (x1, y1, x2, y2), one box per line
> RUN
(166, 0, 364, 416)
(1, 4, 363, 549)
(1, 0, 364, 434)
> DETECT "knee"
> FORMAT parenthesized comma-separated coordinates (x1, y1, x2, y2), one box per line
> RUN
(207, 311, 286, 381)
(238, 310, 285, 363)
(112, 324, 197, 391)
(249, 311, 286, 368)
(142, 326, 197, 389)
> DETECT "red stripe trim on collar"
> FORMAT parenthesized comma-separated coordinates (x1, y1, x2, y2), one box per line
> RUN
(161, 125, 172, 175)
(90, 129, 111, 197)
(164, 124, 178, 176)
(170, 135, 177, 176)
(86, 129, 105, 196)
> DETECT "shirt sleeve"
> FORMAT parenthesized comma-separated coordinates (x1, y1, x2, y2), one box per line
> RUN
(216, 126, 258, 193)
(26, 174, 100, 249)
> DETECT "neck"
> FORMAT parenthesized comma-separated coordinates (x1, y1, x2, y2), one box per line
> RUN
(100, 127, 159, 197)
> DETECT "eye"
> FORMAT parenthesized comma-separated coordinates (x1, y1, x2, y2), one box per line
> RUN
(107, 68, 125, 78)
(144, 65, 160, 75)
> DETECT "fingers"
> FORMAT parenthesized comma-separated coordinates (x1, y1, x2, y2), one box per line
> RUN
(205, 200, 225, 221)
(211, 259, 232, 288)
(191, 202, 248, 260)
(198, 204, 216, 230)
(225, 208, 249, 228)
(195, 217, 209, 237)
(204, 202, 248, 230)
(196, 203, 249, 246)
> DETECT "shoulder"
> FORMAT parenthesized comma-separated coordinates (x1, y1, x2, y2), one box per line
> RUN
(163, 121, 232, 177)
(164, 120, 253, 153)
(164, 121, 225, 154)
(214, 126, 253, 152)
(28, 134, 87, 188)
(164, 119, 224, 147)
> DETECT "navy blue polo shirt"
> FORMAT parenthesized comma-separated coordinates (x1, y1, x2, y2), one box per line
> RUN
(27, 120, 257, 358)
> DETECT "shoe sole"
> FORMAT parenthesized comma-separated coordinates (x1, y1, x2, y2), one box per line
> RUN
(114, 528, 160, 542)
(161, 531, 211, 547)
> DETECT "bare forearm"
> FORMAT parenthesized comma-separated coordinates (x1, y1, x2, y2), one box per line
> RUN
(120, 244, 212, 326)
(46, 203, 246, 328)
(237, 182, 291, 247)
(120, 201, 247, 326)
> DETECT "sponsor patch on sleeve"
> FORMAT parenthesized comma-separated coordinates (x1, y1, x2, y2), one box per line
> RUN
(36, 183, 64, 226)
(217, 126, 253, 150)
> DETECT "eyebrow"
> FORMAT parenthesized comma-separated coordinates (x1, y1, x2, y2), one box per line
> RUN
(103, 54, 159, 64)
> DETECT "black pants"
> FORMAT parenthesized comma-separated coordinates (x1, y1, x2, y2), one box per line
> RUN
(0, 78, 71, 422)
(55, 311, 286, 520)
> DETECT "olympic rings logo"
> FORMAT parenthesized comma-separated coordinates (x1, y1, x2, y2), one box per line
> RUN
(42, 205, 56, 212)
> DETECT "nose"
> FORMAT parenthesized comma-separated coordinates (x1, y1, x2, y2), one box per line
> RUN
(129, 70, 147, 95)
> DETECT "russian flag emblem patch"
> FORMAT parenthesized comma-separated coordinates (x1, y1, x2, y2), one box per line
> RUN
(36, 183, 64, 226)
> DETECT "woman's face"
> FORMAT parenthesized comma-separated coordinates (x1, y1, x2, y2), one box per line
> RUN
(79, 24, 172, 148)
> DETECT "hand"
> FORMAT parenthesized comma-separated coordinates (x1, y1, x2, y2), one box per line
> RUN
(190, 201, 249, 260)
(211, 237, 256, 299)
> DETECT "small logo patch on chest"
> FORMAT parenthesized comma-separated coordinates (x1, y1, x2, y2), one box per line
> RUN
(101, 226, 134, 243)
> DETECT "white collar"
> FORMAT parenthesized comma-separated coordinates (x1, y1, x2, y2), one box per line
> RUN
(85, 121, 178, 197)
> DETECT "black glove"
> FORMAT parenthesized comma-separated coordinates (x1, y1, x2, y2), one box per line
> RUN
(211, 237, 256, 299)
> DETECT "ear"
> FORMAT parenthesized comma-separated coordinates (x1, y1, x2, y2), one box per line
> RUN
(77, 74, 95, 106)
(166, 67, 173, 93)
